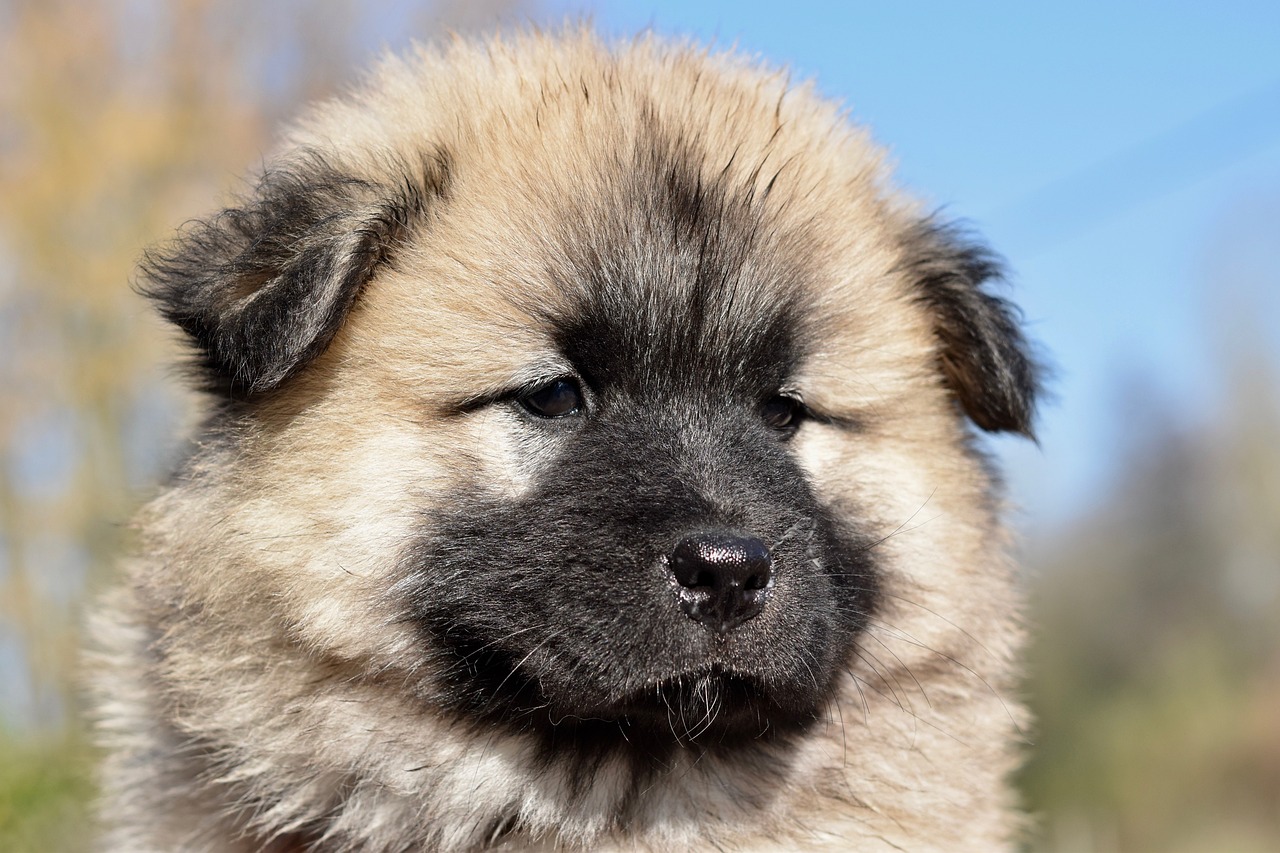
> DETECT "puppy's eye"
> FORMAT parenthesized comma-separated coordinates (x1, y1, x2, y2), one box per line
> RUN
(761, 394, 804, 435)
(518, 379, 583, 419)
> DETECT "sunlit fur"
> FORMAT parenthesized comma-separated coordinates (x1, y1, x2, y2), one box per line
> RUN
(90, 29, 1038, 852)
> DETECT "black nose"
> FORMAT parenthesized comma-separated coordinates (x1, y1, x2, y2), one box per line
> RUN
(668, 533, 773, 635)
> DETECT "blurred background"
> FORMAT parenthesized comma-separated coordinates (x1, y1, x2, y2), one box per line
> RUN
(1, 1, 1277, 850)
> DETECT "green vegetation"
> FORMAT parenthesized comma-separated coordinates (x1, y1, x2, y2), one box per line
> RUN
(1020, 371, 1280, 851)
(0, 729, 94, 853)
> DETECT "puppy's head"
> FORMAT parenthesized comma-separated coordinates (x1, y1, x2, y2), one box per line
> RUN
(142, 34, 1038, 761)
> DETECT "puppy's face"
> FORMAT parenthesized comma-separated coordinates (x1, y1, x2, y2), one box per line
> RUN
(143, 39, 1038, 767)
(396, 240, 877, 747)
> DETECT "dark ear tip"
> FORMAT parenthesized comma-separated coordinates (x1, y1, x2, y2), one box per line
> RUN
(137, 149, 451, 397)
(903, 215, 1043, 438)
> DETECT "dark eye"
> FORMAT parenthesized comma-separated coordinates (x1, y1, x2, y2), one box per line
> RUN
(518, 379, 583, 419)
(761, 394, 804, 435)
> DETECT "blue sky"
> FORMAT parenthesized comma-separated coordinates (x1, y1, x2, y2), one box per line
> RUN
(536, 1, 1280, 530)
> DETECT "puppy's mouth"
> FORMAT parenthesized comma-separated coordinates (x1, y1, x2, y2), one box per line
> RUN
(597, 667, 806, 744)
(436, 627, 823, 747)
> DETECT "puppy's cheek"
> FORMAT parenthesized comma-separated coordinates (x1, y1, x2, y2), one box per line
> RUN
(255, 425, 443, 658)
(790, 425, 843, 490)
(793, 423, 935, 526)
(790, 424, 876, 517)
(462, 408, 569, 501)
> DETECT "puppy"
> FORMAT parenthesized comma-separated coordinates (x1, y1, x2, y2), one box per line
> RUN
(91, 29, 1039, 852)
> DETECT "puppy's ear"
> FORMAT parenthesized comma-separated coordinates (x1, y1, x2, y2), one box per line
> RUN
(901, 219, 1040, 437)
(140, 150, 449, 395)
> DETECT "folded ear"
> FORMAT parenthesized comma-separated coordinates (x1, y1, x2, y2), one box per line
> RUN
(140, 150, 450, 395)
(901, 218, 1041, 437)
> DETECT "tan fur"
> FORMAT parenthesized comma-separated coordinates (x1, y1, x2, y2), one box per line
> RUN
(91, 30, 1028, 852)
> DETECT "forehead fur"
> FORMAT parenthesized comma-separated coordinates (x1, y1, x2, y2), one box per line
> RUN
(292, 31, 934, 414)
(297, 30, 885, 209)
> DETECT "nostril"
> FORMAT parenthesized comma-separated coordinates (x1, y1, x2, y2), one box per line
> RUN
(691, 569, 717, 589)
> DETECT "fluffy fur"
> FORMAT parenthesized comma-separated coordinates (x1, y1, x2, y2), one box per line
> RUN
(91, 30, 1039, 852)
